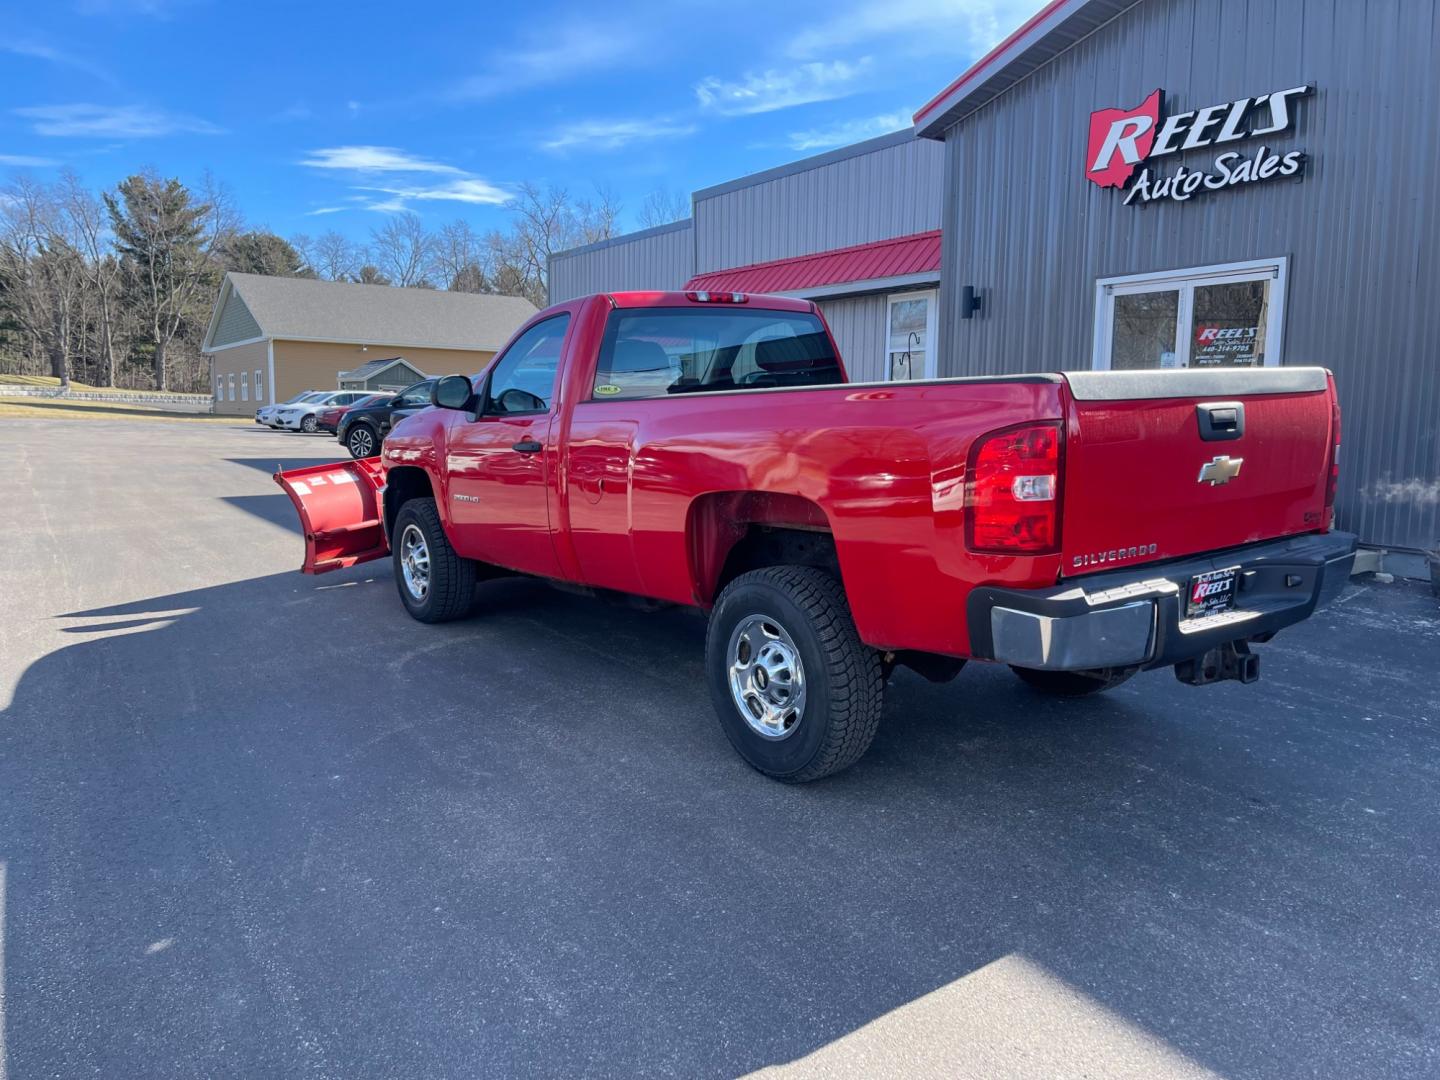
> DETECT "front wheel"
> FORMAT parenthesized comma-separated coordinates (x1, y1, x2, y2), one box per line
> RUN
(346, 423, 378, 459)
(392, 497, 477, 623)
(300, 414, 318, 433)
(706, 567, 884, 782)
(1009, 665, 1137, 697)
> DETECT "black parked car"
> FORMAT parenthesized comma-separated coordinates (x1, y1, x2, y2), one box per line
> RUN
(337, 378, 437, 458)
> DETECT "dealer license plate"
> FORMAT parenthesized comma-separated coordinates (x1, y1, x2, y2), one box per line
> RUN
(1187, 567, 1240, 618)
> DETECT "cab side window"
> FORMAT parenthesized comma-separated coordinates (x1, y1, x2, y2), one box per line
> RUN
(485, 314, 571, 415)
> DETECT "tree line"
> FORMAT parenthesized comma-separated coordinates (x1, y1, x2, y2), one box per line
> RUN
(0, 172, 687, 393)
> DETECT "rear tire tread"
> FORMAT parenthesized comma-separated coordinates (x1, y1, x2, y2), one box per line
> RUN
(709, 566, 884, 782)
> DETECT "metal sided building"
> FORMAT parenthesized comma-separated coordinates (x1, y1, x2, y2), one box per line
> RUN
(548, 0, 1437, 557)
(916, 0, 1439, 557)
(548, 131, 947, 383)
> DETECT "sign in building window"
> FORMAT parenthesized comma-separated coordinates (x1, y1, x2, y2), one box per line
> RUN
(886, 290, 937, 381)
(1093, 258, 1286, 370)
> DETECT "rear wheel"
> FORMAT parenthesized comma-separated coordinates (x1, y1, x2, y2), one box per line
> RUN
(706, 566, 884, 782)
(392, 498, 476, 623)
(1009, 665, 1137, 697)
(346, 423, 378, 459)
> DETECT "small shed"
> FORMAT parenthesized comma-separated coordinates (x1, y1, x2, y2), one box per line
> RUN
(337, 357, 426, 392)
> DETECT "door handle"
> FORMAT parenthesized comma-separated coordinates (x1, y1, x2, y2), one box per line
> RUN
(512, 440, 543, 454)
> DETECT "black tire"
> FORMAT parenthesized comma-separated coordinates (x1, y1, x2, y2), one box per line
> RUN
(391, 497, 476, 623)
(346, 423, 378, 459)
(301, 414, 318, 433)
(706, 566, 884, 782)
(1009, 665, 1137, 697)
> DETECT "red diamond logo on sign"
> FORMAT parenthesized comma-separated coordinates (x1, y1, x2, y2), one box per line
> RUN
(1086, 89, 1162, 188)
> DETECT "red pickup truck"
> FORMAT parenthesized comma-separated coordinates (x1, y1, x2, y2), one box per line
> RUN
(277, 290, 1354, 781)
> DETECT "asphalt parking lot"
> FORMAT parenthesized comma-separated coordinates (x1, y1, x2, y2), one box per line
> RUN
(2, 418, 1438, 1079)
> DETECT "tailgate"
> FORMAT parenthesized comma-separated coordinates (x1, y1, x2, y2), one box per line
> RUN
(1060, 368, 1335, 575)
(274, 457, 389, 573)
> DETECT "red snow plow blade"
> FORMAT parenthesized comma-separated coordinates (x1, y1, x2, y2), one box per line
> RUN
(273, 458, 389, 574)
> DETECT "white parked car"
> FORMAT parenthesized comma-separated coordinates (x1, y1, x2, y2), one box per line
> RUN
(271, 391, 372, 433)
(256, 391, 326, 428)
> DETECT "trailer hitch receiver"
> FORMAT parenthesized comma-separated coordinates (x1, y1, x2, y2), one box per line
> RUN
(1175, 640, 1260, 686)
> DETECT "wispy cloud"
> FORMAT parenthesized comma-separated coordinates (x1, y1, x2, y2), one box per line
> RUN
(0, 153, 62, 167)
(542, 118, 696, 153)
(695, 59, 872, 116)
(305, 206, 347, 216)
(2, 40, 114, 83)
(357, 178, 512, 208)
(299, 145, 463, 174)
(14, 103, 222, 138)
(786, 0, 1039, 59)
(452, 23, 640, 100)
(300, 146, 511, 213)
(787, 109, 913, 151)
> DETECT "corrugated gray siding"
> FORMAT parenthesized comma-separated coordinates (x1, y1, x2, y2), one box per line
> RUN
(819, 296, 888, 383)
(211, 290, 262, 347)
(937, 0, 1440, 550)
(548, 222, 694, 303)
(694, 136, 945, 273)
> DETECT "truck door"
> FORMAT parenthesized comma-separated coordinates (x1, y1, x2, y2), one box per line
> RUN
(444, 314, 571, 578)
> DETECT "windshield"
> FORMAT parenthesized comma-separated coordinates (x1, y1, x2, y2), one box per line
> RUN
(592, 307, 843, 400)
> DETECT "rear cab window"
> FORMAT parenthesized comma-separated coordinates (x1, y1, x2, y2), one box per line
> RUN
(591, 307, 843, 400)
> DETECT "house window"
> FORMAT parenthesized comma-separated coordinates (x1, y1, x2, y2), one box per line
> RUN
(1092, 258, 1287, 370)
(215, 375, 223, 401)
(240, 372, 249, 401)
(885, 290, 937, 381)
(254, 369, 265, 402)
(227, 374, 236, 401)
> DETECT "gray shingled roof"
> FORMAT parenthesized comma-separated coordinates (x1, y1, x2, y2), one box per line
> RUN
(213, 273, 537, 352)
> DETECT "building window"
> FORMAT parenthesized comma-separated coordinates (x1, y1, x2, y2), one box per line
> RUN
(885, 290, 937, 381)
(254, 369, 265, 401)
(240, 371, 249, 401)
(1092, 258, 1287, 370)
(215, 375, 223, 401)
(227, 374, 236, 401)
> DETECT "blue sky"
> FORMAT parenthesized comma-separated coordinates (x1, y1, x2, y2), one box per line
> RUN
(1, 0, 1039, 241)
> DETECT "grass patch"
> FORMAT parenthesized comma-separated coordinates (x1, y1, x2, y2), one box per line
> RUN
(0, 397, 244, 423)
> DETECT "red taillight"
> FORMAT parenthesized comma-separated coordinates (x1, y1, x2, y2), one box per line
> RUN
(1323, 389, 1341, 528)
(965, 422, 1062, 554)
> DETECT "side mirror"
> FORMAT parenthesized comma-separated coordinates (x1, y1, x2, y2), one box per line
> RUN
(431, 374, 474, 411)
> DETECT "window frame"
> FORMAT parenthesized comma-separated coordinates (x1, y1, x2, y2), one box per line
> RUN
(480, 313, 572, 417)
(240, 371, 249, 401)
(1092, 257, 1288, 371)
(885, 289, 939, 382)
(227, 373, 236, 401)
(254, 368, 264, 402)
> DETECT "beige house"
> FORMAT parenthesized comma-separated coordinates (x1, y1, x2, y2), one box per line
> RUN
(202, 273, 537, 416)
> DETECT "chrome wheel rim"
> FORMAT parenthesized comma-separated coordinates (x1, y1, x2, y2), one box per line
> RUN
(302, 415, 317, 432)
(399, 524, 430, 601)
(727, 614, 806, 740)
(351, 428, 374, 456)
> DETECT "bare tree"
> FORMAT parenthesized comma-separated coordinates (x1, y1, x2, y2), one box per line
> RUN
(636, 187, 690, 229)
(508, 182, 621, 306)
(367, 213, 435, 287)
(304, 229, 362, 282)
(0, 176, 87, 387)
(59, 170, 123, 385)
(433, 219, 491, 293)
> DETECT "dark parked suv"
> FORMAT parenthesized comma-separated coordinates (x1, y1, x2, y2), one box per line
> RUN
(337, 378, 437, 458)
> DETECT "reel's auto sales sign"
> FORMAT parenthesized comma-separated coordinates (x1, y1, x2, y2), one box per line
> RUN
(1086, 85, 1311, 205)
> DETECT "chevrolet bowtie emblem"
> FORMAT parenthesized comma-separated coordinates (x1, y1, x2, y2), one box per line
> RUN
(1197, 455, 1244, 486)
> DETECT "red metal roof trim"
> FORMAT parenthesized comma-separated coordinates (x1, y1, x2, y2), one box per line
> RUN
(684, 231, 941, 295)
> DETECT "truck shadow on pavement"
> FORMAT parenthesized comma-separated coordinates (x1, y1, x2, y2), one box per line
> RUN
(2, 568, 1436, 1078)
